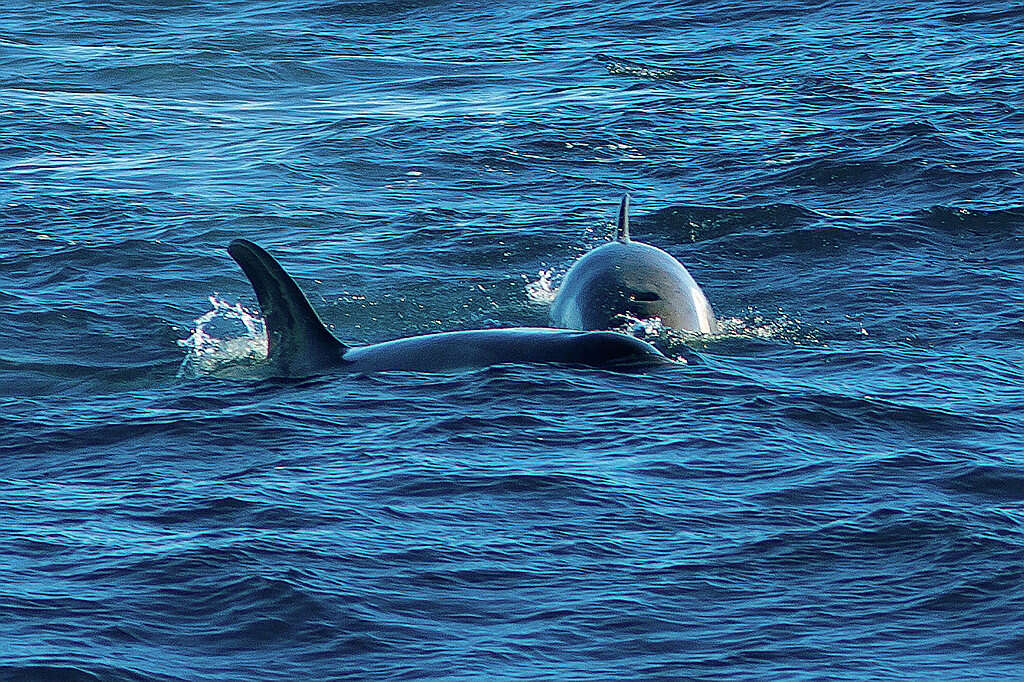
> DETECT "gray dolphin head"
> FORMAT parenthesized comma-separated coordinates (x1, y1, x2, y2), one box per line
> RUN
(550, 195, 717, 334)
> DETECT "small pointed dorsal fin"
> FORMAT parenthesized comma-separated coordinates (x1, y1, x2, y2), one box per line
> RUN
(617, 194, 631, 243)
(228, 239, 348, 376)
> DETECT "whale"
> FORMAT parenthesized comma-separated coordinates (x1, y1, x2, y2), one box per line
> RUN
(226, 239, 670, 377)
(550, 195, 717, 334)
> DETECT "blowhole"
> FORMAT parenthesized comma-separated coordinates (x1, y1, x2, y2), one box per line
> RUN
(630, 291, 662, 302)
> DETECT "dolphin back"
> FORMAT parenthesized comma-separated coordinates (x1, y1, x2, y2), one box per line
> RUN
(342, 327, 669, 373)
(228, 239, 348, 376)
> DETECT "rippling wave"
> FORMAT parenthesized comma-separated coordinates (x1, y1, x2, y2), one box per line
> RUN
(2, 0, 1023, 678)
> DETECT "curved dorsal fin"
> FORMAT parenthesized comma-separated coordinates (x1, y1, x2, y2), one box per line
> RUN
(617, 194, 631, 243)
(228, 239, 348, 376)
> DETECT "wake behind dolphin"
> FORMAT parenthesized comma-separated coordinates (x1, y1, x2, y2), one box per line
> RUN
(226, 239, 669, 377)
(550, 195, 717, 334)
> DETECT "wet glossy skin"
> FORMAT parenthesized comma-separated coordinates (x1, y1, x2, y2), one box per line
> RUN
(551, 239, 717, 334)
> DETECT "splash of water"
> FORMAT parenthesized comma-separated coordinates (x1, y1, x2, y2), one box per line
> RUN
(712, 311, 827, 346)
(524, 268, 557, 304)
(176, 296, 267, 379)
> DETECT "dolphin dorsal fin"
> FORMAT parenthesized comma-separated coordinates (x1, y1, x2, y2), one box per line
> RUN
(617, 194, 631, 243)
(228, 239, 348, 376)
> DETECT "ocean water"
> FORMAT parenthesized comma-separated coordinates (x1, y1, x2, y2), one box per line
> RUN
(2, 0, 1023, 678)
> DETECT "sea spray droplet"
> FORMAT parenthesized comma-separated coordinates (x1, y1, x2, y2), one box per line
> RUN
(176, 296, 268, 379)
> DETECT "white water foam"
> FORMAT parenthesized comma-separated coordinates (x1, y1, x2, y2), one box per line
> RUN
(176, 296, 268, 379)
(524, 268, 557, 304)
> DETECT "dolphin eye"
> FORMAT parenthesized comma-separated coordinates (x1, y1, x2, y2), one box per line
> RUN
(631, 291, 661, 302)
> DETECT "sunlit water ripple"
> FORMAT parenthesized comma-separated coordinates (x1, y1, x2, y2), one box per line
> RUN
(1, 0, 1022, 678)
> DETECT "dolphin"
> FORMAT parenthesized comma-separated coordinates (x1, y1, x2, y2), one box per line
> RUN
(226, 239, 670, 376)
(550, 195, 717, 334)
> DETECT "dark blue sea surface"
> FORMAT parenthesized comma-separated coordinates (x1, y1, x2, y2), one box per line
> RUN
(2, 0, 1023, 678)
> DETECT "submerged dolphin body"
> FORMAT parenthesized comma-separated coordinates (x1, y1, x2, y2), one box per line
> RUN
(551, 196, 717, 334)
(227, 239, 669, 377)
